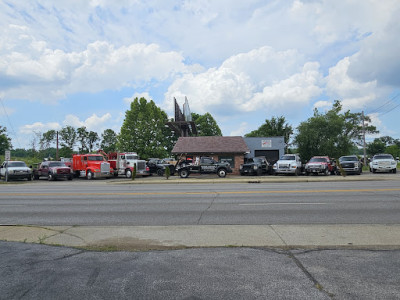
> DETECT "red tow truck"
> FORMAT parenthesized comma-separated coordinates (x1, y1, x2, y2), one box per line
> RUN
(72, 154, 112, 179)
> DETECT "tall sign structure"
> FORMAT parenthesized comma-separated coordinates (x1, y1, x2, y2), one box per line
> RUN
(166, 97, 197, 137)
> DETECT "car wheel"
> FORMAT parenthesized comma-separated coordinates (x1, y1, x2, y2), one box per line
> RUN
(179, 169, 189, 178)
(68, 175, 73, 180)
(372, 168, 376, 173)
(295, 168, 300, 176)
(393, 168, 397, 174)
(217, 168, 227, 178)
(126, 169, 132, 178)
(27, 175, 32, 181)
(34, 174, 39, 180)
(48, 173, 54, 181)
(324, 168, 329, 176)
(157, 169, 164, 176)
(86, 171, 94, 180)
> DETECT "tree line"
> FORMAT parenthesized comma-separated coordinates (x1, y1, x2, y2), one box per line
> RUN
(1, 98, 399, 162)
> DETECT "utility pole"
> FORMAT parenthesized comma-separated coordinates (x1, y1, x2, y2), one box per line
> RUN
(362, 111, 367, 166)
(56, 131, 59, 160)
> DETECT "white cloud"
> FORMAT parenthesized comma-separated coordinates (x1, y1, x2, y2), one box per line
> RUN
(229, 122, 249, 137)
(123, 92, 152, 105)
(165, 48, 322, 116)
(19, 122, 61, 135)
(63, 113, 112, 132)
(313, 101, 332, 110)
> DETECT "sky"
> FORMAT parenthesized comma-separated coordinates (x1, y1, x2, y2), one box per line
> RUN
(1, 0, 400, 150)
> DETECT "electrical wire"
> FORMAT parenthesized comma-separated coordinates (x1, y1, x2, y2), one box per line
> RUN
(366, 93, 400, 116)
(0, 97, 22, 149)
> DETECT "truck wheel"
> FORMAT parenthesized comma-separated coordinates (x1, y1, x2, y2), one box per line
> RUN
(372, 168, 376, 173)
(27, 175, 32, 181)
(68, 175, 73, 180)
(86, 171, 94, 180)
(126, 169, 132, 178)
(324, 168, 329, 176)
(157, 169, 164, 176)
(393, 168, 397, 174)
(179, 169, 189, 178)
(48, 173, 54, 181)
(34, 174, 39, 180)
(295, 168, 300, 176)
(217, 168, 227, 178)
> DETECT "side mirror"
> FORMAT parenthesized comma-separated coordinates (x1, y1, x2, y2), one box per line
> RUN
(126, 162, 130, 165)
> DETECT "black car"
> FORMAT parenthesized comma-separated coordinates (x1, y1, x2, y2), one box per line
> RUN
(239, 157, 271, 176)
(146, 158, 175, 176)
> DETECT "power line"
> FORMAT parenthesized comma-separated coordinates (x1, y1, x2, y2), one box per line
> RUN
(366, 93, 400, 116)
(0, 97, 22, 149)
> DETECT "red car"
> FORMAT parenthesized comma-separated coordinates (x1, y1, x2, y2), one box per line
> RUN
(305, 156, 336, 175)
(33, 161, 73, 181)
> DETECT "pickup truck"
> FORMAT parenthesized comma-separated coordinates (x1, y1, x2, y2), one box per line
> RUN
(33, 160, 73, 181)
(177, 157, 232, 178)
(240, 156, 270, 176)
(305, 156, 336, 175)
(273, 154, 303, 176)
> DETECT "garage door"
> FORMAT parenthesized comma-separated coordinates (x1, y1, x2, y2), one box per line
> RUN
(255, 150, 280, 164)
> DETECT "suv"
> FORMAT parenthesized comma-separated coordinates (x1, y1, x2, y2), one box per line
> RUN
(337, 155, 362, 175)
(147, 158, 175, 176)
(0, 161, 32, 181)
(369, 154, 397, 173)
(34, 161, 73, 181)
(305, 156, 336, 176)
(240, 156, 270, 176)
(273, 154, 303, 176)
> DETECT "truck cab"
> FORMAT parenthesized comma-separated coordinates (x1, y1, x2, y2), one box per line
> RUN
(72, 154, 112, 179)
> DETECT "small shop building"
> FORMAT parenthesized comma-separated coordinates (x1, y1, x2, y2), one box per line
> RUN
(243, 136, 285, 164)
(171, 136, 250, 175)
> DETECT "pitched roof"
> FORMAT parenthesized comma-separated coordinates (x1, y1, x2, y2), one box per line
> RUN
(172, 136, 249, 154)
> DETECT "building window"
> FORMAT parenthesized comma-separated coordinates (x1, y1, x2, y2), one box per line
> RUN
(219, 156, 235, 168)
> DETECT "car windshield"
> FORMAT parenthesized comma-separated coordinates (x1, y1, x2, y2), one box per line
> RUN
(88, 156, 104, 161)
(309, 157, 327, 163)
(8, 161, 27, 167)
(126, 155, 138, 160)
(49, 162, 67, 167)
(253, 158, 263, 163)
(374, 155, 393, 160)
(281, 155, 295, 160)
(339, 156, 357, 162)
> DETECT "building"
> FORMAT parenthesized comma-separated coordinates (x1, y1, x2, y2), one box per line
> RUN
(171, 136, 249, 174)
(243, 137, 285, 164)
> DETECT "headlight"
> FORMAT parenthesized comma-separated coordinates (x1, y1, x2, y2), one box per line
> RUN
(240, 165, 243, 170)
(391, 161, 396, 165)
(291, 165, 297, 169)
(253, 165, 258, 170)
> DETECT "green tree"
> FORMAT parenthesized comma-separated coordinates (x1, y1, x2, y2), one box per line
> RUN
(294, 101, 378, 162)
(118, 97, 177, 159)
(59, 126, 77, 151)
(367, 138, 386, 156)
(100, 129, 118, 153)
(0, 126, 12, 153)
(245, 116, 293, 149)
(191, 112, 222, 136)
(40, 130, 56, 149)
(76, 127, 89, 153)
(87, 131, 99, 152)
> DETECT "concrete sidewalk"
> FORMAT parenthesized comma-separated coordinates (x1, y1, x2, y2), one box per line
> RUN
(1, 224, 400, 250)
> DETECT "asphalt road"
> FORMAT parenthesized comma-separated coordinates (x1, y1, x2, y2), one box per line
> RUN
(1, 241, 399, 300)
(1, 178, 400, 226)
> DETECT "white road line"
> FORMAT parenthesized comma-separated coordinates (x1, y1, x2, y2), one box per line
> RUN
(239, 203, 327, 205)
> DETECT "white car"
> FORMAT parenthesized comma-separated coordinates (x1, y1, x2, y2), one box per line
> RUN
(369, 154, 397, 173)
(273, 154, 303, 175)
(0, 161, 33, 181)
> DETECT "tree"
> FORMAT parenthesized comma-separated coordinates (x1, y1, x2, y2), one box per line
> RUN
(40, 130, 56, 149)
(118, 97, 177, 159)
(245, 116, 293, 149)
(294, 101, 378, 162)
(0, 126, 12, 153)
(76, 127, 89, 153)
(87, 131, 99, 152)
(191, 112, 222, 136)
(100, 129, 118, 153)
(59, 126, 77, 151)
(367, 138, 386, 156)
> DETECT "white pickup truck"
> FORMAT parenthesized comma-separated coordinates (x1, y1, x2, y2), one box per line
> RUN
(0, 160, 32, 181)
(273, 154, 303, 176)
(369, 154, 397, 173)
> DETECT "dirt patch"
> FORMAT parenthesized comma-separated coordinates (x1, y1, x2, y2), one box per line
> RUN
(85, 237, 187, 251)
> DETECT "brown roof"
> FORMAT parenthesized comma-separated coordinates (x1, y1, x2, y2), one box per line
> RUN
(172, 136, 249, 154)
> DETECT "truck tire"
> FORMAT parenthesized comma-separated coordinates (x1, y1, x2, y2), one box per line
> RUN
(324, 168, 329, 176)
(179, 169, 189, 178)
(217, 168, 227, 178)
(27, 175, 32, 181)
(48, 173, 54, 181)
(157, 169, 164, 176)
(68, 175, 73, 180)
(372, 168, 376, 173)
(86, 170, 94, 180)
(393, 168, 397, 174)
(126, 169, 132, 178)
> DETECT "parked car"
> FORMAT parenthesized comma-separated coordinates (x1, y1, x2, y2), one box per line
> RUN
(147, 158, 175, 176)
(337, 155, 362, 175)
(240, 156, 270, 176)
(305, 156, 336, 176)
(33, 161, 73, 181)
(369, 154, 397, 173)
(0, 161, 32, 181)
(273, 154, 303, 176)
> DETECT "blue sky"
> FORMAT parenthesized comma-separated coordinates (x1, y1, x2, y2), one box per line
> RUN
(1, 0, 400, 150)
